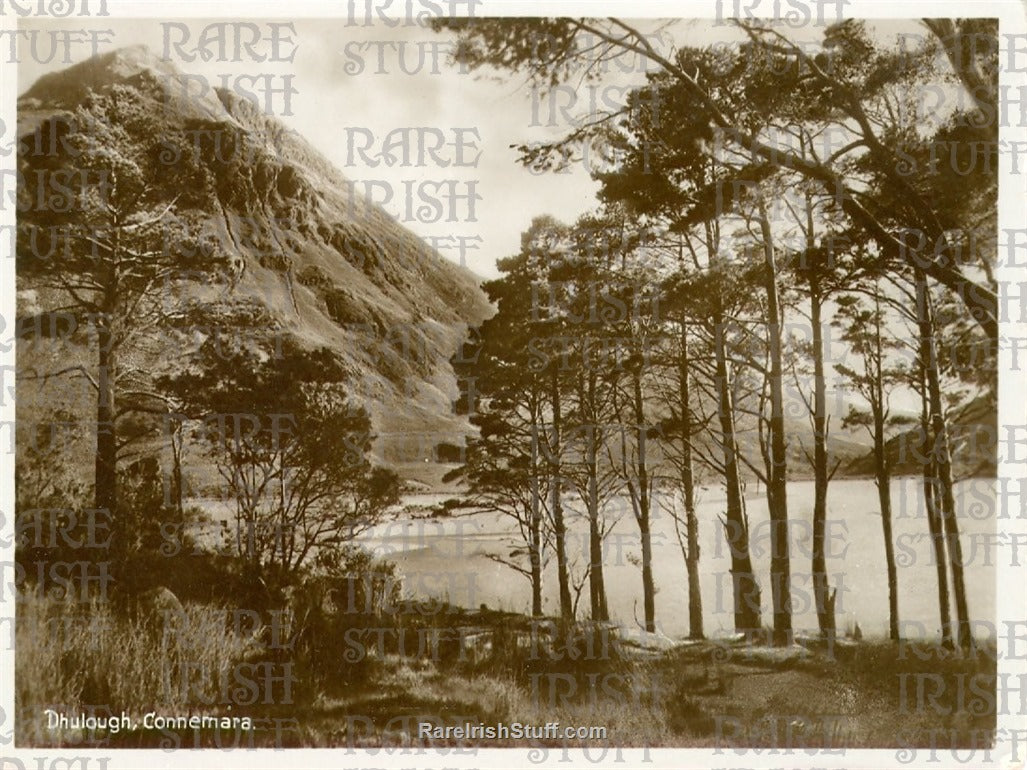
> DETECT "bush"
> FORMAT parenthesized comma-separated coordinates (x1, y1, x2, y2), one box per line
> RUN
(282, 546, 404, 694)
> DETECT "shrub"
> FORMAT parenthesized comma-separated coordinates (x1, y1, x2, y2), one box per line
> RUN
(282, 546, 403, 694)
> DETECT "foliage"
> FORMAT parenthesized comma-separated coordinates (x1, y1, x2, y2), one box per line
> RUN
(435, 17, 998, 339)
(16, 82, 235, 520)
(161, 335, 400, 581)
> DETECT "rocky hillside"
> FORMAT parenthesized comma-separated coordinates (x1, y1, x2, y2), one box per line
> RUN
(843, 394, 997, 479)
(17, 45, 492, 469)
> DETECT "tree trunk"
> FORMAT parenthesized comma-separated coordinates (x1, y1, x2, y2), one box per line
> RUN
(757, 198, 792, 647)
(713, 307, 762, 634)
(809, 282, 836, 643)
(874, 420, 900, 642)
(871, 292, 899, 642)
(632, 371, 656, 633)
(639, 503, 656, 634)
(588, 508, 608, 621)
(584, 374, 609, 621)
(550, 372, 573, 619)
(914, 270, 970, 652)
(530, 480, 544, 617)
(919, 360, 953, 649)
(529, 409, 545, 618)
(95, 325, 118, 516)
(923, 452, 953, 649)
(678, 319, 703, 639)
(170, 418, 185, 519)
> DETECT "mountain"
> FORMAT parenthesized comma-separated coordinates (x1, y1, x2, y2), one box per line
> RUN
(16, 46, 492, 477)
(843, 394, 997, 479)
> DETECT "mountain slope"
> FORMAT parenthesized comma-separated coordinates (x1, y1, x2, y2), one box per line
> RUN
(843, 394, 997, 479)
(17, 46, 492, 468)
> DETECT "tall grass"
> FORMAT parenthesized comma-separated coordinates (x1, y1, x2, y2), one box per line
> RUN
(16, 592, 261, 746)
(16, 587, 999, 749)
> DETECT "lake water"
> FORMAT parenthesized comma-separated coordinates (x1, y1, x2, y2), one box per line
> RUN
(356, 478, 998, 641)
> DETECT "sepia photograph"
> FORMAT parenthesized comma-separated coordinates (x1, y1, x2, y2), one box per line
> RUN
(2, 2, 1023, 765)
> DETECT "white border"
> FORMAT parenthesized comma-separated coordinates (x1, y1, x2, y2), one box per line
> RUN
(1, 1, 1025, 768)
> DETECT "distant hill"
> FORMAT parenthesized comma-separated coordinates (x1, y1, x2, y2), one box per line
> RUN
(17, 46, 493, 474)
(843, 394, 996, 479)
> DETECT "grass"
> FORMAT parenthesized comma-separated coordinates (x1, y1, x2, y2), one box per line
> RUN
(16, 590, 998, 750)
(16, 592, 263, 747)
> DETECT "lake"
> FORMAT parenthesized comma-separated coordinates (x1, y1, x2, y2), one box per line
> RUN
(355, 477, 999, 641)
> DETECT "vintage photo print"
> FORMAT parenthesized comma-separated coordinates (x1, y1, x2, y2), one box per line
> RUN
(1, 0, 1025, 767)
